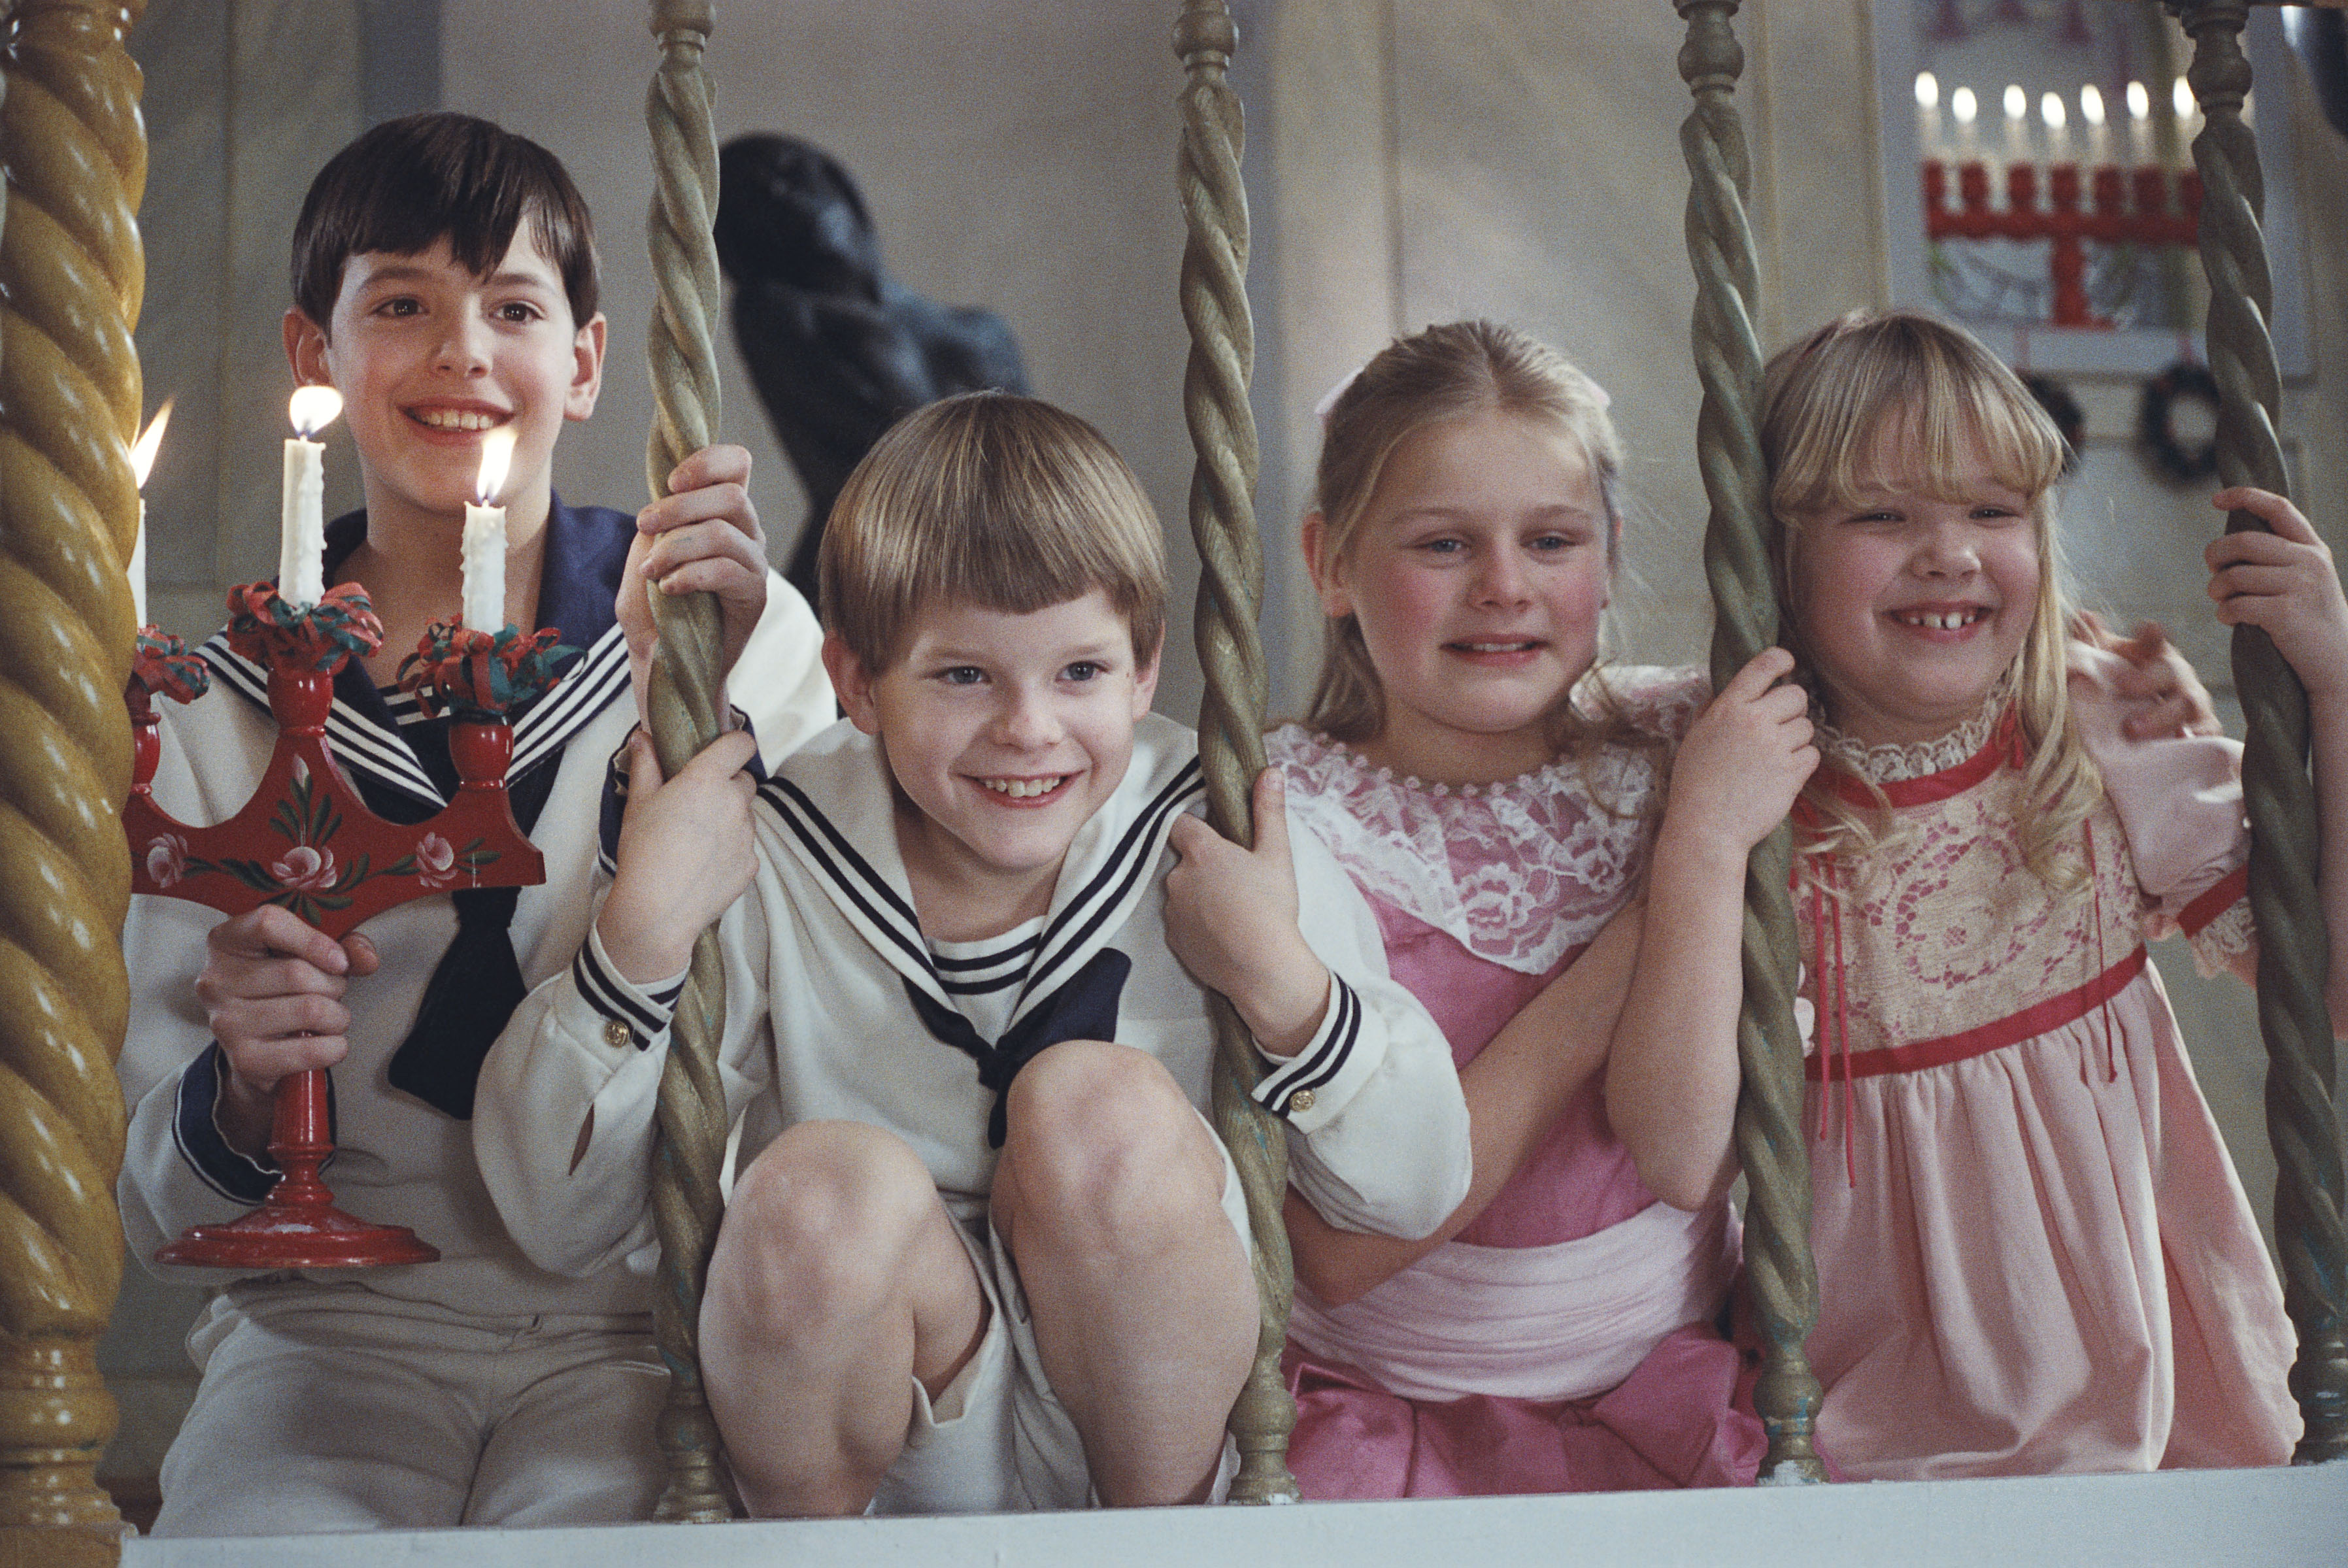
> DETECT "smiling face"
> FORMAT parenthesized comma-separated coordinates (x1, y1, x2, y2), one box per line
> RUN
(1309, 408, 1613, 786)
(286, 228, 606, 532)
(825, 590, 1161, 941)
(1788, 427, 2043, 746)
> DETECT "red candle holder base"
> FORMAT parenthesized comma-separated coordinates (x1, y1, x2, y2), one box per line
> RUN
(156, 1203, 440, 1271)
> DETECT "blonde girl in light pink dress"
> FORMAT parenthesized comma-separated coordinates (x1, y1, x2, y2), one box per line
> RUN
(1269, 321, 1820, 1497)
(1647, 310, 2328, 1478)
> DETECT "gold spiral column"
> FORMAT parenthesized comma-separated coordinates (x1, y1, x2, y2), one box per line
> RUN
(1173, 0, 1294, 1504)
(1672, 0, 1826, 1482)
(0, 0, 146, 1560)
(641, 0, 735, 1523)
(2169, 0, 2348, 1464)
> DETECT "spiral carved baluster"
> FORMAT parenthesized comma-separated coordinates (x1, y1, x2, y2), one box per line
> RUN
(1673, 0, 1826, 1482)
(0, 0, 146, 1556)
(1174, 0, 1293, 1504)
(2170, 0, 2348, 1465)
(641, 0, 735, 1522)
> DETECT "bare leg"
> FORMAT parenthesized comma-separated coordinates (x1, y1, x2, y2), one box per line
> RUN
(991, 1040, 1257, 1507)
(700, 1120, 988, 1517)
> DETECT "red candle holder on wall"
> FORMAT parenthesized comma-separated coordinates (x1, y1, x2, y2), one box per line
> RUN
(126, 585, 565, 1269)
(1920, 157, 2201, 329)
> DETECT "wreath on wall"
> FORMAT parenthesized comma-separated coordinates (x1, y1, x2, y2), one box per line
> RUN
(2137, 360, 2222, 484)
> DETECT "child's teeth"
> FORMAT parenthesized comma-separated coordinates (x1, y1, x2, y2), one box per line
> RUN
(419, 409, 498, 431)
(983, 776, 1062, 799)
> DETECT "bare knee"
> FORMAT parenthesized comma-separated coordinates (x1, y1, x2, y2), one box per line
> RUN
(996, 1042, 1224, 1253)
(708, 1120, 941, 1335)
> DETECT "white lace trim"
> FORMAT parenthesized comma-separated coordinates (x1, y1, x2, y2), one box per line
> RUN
(1270, 667, 1705, 975)
(1817, 686, 2006, 784)
(2187, 893, 2256, 979)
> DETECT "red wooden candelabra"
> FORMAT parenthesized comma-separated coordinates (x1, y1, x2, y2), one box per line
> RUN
(125, 584, 567, 1269)
(1922, 158, 2202, 328)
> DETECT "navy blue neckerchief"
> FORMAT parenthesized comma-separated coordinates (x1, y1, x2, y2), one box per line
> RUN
(209, 495, 633, 1118)
(904, 948, 1132, 1148)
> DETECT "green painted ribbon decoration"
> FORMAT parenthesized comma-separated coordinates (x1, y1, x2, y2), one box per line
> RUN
(223, 582, 383, 672)
(396, 620, 575, 721)
(131, 627, 208, 705)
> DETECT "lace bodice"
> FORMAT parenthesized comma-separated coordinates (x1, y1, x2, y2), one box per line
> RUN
(1271, 667, 1707, 975)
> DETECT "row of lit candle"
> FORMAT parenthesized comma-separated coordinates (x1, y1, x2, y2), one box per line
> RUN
(1915, 70, 2239, 173)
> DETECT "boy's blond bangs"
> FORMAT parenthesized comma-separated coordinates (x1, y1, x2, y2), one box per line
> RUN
(1762, 310, 2101, 893)
(820, 393, 1167, 674)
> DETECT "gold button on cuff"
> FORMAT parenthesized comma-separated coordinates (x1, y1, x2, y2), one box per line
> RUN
(603, 1018, 634, 1050)
(1286, 1088, 1316, 1115)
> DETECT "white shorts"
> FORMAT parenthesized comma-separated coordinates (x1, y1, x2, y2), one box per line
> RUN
(154, 1285, 666, 1536)
(870, 1135, 1252, 1514)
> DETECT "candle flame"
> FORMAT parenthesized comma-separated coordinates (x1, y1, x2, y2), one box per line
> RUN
(2003, 84, 2026, 124)
(131, 398, 173, 489)
(475, 427, 518, 505)
(289, 384, 344, 438)
(2172, 76, 2194, 122)
(1914, 71, 1938, 111)
(2126, 80, 2151, 122)
(1951, 86, 1977, 127)
(2041, 92, 2066, 132)
(2079, 84, 2105, 129)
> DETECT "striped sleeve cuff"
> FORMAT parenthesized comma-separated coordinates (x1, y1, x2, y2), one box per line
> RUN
(1250, 976, 1362, 1127)
(171, 1043, 280, 1205)
(574, 926, 690, 1052)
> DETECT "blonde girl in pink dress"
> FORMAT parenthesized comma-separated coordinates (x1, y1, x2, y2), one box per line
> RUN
(1649, 309, 2326, 1478)
(1267, 321, 1818, 1497)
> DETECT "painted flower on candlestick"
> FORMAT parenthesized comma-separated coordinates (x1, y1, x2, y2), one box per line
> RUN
(226, 580, 385, 673)
(270, 843, 338, 893)
(414, 833, 459, 889)
(145, 834, 190, 890)
(397, 619, 578, 721)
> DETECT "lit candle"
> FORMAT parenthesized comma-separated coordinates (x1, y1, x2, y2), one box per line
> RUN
(1952, 84, 1981, 173)
(129, 399, 171, 629)
(2041, 90, 2070, 164)
(2126, 79, 2153, 167)
(2172, 75, 2200, 166)
(461, 427, 518, 633)
(280, 386, 342, 609)
(1915, 71, 1942, 159)
(2079, 83, 2110, 167)
(2003, 82, 2030, 169)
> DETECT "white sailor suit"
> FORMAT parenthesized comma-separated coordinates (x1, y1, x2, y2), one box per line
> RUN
(116, 498, 834, 1535)
(475, 712, 1471, 1511)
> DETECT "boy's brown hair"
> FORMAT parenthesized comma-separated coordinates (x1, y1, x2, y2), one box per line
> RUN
(292, 112, 599, 331)
(819, 393, 1167, 673)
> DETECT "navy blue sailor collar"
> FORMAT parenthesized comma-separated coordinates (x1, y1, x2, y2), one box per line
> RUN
(196, 492, 636, 809)
(753, 712, 1207, 1032)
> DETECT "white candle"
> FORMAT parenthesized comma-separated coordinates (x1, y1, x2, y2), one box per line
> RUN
(280, 386, 342, 609)
(130, 400, 171, 629)
(2041, 91, 2070, 165)
(1951, 83, 1980, 167)
(461, 427, 518, 633)
(1915, 71, 1942, 160)
(2002, 83, 2030, 171)
(2080, 84, 2111, 167)
(2126, 79, 2153, 167)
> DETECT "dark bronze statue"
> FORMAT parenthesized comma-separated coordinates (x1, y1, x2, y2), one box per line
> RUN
(716, 133, 1031, 602)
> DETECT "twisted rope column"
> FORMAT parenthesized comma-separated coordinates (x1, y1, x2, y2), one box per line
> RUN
(641, 0, 735, 1522)
(0, 0, 146, 1558)
(1174, 0, 1293, 1505)
(1673, 0, 1825, 1483)
(2170, 0, 2348, 1465)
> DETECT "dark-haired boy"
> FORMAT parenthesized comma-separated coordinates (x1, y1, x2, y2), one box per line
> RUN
(478, 393, 1469, 1516)
(116, 112, 833, 1535)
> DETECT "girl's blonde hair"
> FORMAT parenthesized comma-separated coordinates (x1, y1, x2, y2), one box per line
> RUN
(1760, 309, 2099, 888)
(1303, 320, 1652, 770)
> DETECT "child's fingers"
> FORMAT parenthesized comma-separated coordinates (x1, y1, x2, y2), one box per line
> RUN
(662, 443, 754, 498)
(342, 932, 380, 979)
(2068, 608, 2112, 648)
(208, 903, 351, 975)
(1166, 812, 1215, 861)
(1722, 646, 1797, 699)
(622, 729, 667, 794)
(2212, 486, 2321, 545)
(1249, 767, 1292, 865)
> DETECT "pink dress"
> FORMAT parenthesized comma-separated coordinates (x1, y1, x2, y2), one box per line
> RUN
(1799, 651, 2300, 1479)
(1269, 668, 1767, 1499)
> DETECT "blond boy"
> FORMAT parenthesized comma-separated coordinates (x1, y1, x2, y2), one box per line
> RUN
(477, 393, 1468, 1514)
